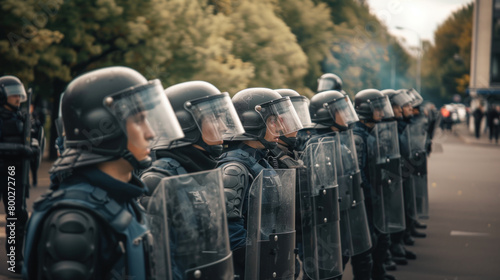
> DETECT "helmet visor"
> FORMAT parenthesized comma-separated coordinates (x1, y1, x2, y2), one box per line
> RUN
(104, 79, 184, 148)
(407, 88, 423, 106)
(290, 96, 313, 128)
(392, 92, 413, 107)
(325, 96, 359, 127)
(256, 97, 303, 136)
(370, 95, 394, 120)
(317, 79, 335, 92)
(185, 92, 245, 142)
(4, 84, 27, 102)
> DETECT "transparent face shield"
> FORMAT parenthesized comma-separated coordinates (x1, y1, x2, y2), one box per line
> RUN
(290, 96, 313, 128)
(255, 97, 303, 136)
(4, 84, 27, 102)
(104, 79, 184, 149)
(317, 79, 335, 92)
(325, 96, 359, 128)
(407, 88, 423, 106)
(369, 95, 394, 121)
(184, 92, 245, 142)
(392, 92, 413, 107)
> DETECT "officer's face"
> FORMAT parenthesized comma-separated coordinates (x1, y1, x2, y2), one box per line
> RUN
(403, 104, 413, 118)
(392, 105, 403, 118)
(372, 108, 384, 121)
(201, 116, 226, 145)
(264, 115, 280, 143)
(6, 95, 21, 108)
(126, 112, 156, 161)
(335, 111, 347, 127)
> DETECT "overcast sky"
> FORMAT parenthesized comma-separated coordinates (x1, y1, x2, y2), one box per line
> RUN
(366, 0, 473, 47)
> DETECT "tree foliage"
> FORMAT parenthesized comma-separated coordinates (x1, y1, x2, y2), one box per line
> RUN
(422, 3, 473, 101)
(1, 0, 424, 158)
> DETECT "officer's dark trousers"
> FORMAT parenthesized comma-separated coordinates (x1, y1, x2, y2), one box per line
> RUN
(233, 246, 246, 280)
(0, 159, 28, 268)
(371, 232, 390, 280)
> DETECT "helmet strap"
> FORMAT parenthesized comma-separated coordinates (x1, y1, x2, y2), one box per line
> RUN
(120, 149, 152, 170)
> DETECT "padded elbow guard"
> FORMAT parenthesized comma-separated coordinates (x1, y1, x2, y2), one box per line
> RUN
(220, 162, 249, 219)
(38, 209, 100, 280)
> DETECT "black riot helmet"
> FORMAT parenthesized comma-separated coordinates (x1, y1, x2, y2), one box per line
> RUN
(0, 75, 27, 110)
(407, 88, 423, 107)
(382, 89, 413, 108)
(317, 73, 343, 93)
(275, 88, 312, 148)
(275, 89, 313, 128)
(354, 89, 394, 122)
(159, 81, 245, 157)
(231, 87, 303, 149)
(310, 90, 359, 131)
(57, 66, 184, 171)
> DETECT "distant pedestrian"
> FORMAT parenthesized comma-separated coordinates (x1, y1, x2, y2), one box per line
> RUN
(490, 105, 500, 144)
(473, 104, 484, 139)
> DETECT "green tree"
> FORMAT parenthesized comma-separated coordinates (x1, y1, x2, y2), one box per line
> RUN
(273, 0, 335, 96)
(227, 0, 309, 91)
(422, 3, 473, 101)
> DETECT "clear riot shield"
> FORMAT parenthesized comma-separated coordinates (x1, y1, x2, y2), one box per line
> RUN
(408, 121, 429, 219)
(245, 169, 296, 280)
(338, 130, 372, 256)
(147, 169, 234, 280)
(299, 140, 343, 280)
(400, 125, 418, 220)
(368, 121, 406, 234)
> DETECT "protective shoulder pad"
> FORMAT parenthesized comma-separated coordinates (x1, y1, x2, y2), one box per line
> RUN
(140, 158, 187, 197)
(38, 208, 100, 280)
(219, 162, 250, 219)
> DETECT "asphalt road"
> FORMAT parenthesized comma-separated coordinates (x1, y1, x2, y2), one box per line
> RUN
(1, 127, 499, 280)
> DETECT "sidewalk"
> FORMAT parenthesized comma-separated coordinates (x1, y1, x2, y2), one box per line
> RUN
(452, 122, 500, 146)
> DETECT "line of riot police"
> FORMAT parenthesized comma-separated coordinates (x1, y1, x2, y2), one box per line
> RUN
(16, 67, 434, 280)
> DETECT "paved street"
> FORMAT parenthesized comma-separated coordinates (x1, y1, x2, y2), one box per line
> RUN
(1, 123, 499, 279)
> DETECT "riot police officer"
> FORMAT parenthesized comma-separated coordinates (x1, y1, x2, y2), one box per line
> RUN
(307, 90, 372, 280)
(0, 75, 31, 273)
(353, 89, 400, 280)
(140, 81, 243, 280)
(217, 88, 303, 279)
(23, 66, 185, 279)
(382, 89, 418, 265)
(265, 89, 312, 279)
(405, 88, 429, 236)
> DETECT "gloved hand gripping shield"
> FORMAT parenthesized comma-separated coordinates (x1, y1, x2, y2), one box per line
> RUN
(146, 169, 234, 280)
(408, 121, 429, 219)
(184, 92, 245, 142)
(299, 139, 343, 279)
(368, 121, 405, 233)
(245, 169, 296, 280)
(104, 79, 185, 149)
(337, 130, 372, 256)
(255, 97, 303, 136)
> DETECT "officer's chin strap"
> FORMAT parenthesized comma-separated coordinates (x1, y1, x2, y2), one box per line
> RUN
(120, 149, 152, 170)
(331, 122, 349, 132)
(258, 137, 278, 150)
(4, 102, 19, 112)
(278, 135, 297, 150)
(196, 139, 224, 158)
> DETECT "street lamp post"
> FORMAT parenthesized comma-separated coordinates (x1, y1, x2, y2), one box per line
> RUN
(396, 26, 422, 93)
